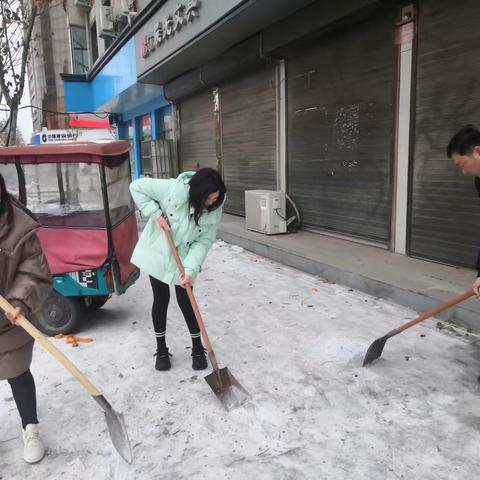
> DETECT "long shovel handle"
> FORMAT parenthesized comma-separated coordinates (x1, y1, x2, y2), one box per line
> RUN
(395, 290, 474, 334)
(0, 295, 102, 397)
(164, 229, 220, 372)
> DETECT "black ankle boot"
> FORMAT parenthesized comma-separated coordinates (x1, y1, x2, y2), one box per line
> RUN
(154, 347, 172, 371)
(192, 345, 208, 370)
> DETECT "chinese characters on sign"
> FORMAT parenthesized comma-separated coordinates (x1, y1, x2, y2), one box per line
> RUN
(41, 131, 76, 144)
(141, 0, 200, 58)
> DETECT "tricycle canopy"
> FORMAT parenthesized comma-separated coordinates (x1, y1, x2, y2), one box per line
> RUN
(0, 141, 131, 167)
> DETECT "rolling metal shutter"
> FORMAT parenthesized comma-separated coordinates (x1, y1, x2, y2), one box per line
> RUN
(179, 89, 217, 172)
(286, 7, 397, 244)
(221, 65, 277, 215)
(409, 0, 480, 268)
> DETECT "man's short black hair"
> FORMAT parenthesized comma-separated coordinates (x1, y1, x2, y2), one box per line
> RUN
(446, 124, 480, 157)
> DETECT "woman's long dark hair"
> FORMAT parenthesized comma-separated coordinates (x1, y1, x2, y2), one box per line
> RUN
(189, 168, 226, 225)
(0, 173, 13, 225)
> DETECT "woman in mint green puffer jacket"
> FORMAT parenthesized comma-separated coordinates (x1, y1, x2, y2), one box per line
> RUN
(129, 168, 226, 372)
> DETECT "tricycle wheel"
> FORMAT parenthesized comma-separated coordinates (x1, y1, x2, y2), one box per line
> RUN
(31, 291, 81, 337)
(83, 295, 110, 311)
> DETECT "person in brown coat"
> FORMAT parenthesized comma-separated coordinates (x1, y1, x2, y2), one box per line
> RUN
(0, 173, 52, 463)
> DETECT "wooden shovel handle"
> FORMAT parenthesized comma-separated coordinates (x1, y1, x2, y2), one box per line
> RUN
(0, 294, 101, 397)
(396, 290, 474, 333)
(164, 229, 219, 371)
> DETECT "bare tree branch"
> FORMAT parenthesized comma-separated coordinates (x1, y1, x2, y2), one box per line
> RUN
(5, 24, 19, 92)
(16, 1, 38, 104)
(0, 53, 12, 108)
(0, 117, 9, 136)
(0, 0, 44, 145)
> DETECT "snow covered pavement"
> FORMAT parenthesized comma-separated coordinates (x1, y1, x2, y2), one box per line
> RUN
(1, 241, 480, 479)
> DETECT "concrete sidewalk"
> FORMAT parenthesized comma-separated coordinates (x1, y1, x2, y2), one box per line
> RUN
(217, 214, 480, 332)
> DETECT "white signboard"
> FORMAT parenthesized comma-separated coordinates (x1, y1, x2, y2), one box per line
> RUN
(35, 129, 116, 144)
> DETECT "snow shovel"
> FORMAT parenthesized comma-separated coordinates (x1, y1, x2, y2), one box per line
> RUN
(164, 229, 251, 411)
(0, 295, 132, 463)
(362, 290, 474, 366)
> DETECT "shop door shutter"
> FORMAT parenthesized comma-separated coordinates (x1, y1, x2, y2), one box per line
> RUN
(221, 66, 277, 215)
(409, 0, 480, 268)
(179, 89, 217, 172)
(287, 8, 397, 244)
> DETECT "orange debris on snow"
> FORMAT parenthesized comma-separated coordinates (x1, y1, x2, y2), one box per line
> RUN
(53, 334, 94, 346)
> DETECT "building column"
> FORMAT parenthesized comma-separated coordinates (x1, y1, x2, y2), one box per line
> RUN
(276, 59, 287, 193)
(132, 116, 142, 179)
(392, 5, 415, 254)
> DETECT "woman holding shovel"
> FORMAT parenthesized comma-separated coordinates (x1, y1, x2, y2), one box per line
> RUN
(0, 173, 52, 463)
(130, 168, 226, 372)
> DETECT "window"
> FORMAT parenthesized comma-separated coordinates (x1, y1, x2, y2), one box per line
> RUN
(151, 106, 178, 178)
(105, 161, 135, 226)
(0, 164, 20, 198)
(23, 163, 105, 228)
(70, 25, 89, 74)
(91, 23, 99, 64)
(141, 115, 152, 138)
(104, 35, 115, 50)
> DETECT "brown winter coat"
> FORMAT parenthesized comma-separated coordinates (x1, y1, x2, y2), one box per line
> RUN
(0, 198, 52, 380)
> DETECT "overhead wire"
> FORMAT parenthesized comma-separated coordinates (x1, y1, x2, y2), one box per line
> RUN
(0, 104, 112, 119)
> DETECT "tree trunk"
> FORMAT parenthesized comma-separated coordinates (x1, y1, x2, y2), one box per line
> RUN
(7, 104, 18, 146)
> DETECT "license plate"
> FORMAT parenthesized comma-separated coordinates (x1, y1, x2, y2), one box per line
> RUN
(68, 269, 98, 289)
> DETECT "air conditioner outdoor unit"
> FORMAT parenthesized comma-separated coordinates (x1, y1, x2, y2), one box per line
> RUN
(245, 190, 287, 235)
(99, 5, 115, 38)
(74, 0, 91, 9)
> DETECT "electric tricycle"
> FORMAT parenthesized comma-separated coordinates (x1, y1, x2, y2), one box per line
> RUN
(0, 141, 139, 335)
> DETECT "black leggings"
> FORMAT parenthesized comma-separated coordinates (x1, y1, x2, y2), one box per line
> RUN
(149, 276, 201, 342)
(8, 369, 38, 429)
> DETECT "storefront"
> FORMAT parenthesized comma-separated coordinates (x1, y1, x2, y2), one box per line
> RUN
(178, 89, 217, 172)
(283, 5, 397, 245)
(159, 59, 279, 215)
(219, 64, 278, 215)
(409, 0, 480, 268)
(61, 0, 480, 271)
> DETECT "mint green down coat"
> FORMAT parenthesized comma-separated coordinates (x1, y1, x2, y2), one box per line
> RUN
(129, 172, 222, 285)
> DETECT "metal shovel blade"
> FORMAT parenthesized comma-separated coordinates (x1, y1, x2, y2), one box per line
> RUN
(95, 395, 133, 463)
(205, 367, 251, 411)
(362, 335, 389, 366)
(362, 329, 399, 367)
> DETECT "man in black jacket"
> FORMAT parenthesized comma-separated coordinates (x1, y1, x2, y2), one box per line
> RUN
(446, 124, 480, 297)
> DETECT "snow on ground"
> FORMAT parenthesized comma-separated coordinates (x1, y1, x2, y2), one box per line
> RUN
(2, 241, 480, 480)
